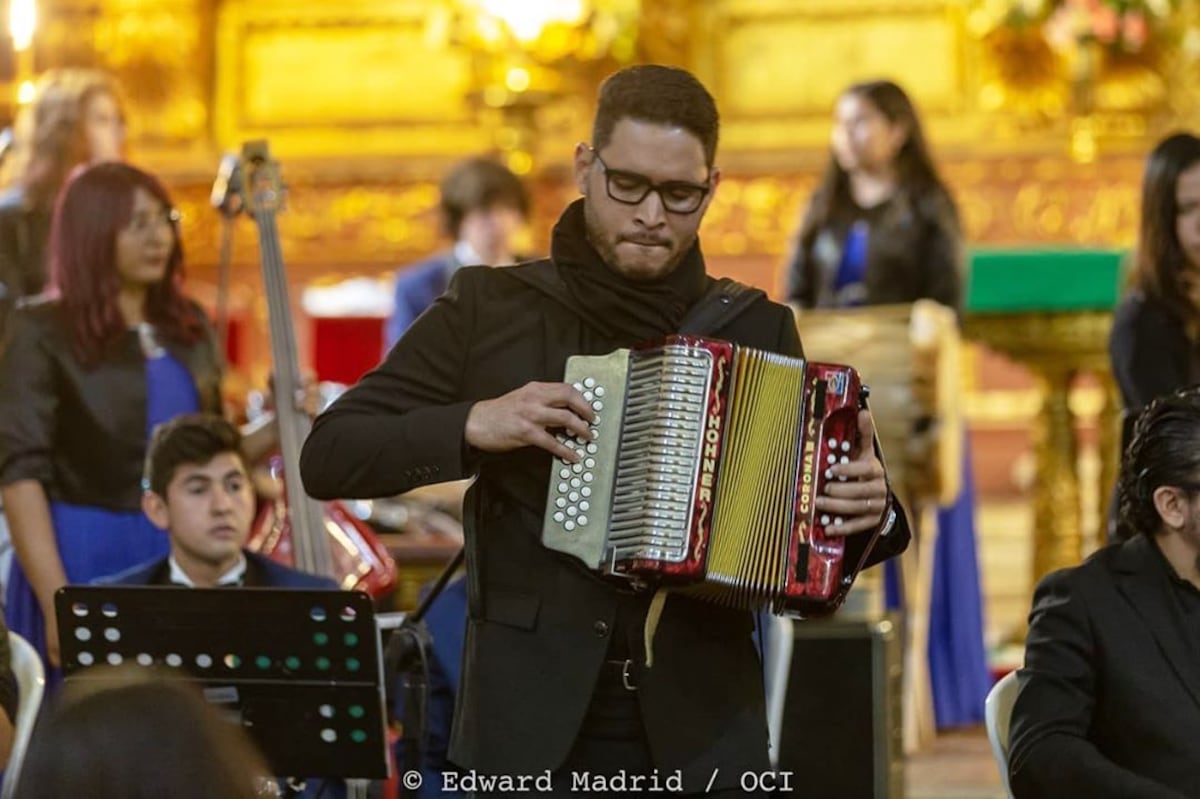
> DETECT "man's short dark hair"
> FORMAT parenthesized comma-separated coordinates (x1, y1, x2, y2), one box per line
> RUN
(440, 157, 530, 238)
(143, 414, 248, 497)
(1116, 387, 1200, 539)
(592, 65, 720, 168)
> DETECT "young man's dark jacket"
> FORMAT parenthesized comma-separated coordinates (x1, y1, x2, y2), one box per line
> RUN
(301, 200, 910, 791)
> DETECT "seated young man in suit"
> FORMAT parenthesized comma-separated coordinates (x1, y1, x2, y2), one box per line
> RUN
(96, 413, 340, 798)
(100, 413, 335, 590)
(1009, 387, 1200, 798)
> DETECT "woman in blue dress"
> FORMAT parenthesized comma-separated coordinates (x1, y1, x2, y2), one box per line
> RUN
(0, 162, 223, 679)
(784, 79, 989, 730)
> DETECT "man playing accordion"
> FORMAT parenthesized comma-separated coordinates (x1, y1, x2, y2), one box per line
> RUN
(302, 64, 910, 797)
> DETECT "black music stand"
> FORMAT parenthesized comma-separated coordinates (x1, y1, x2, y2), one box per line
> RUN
(56, 586, 390, 798)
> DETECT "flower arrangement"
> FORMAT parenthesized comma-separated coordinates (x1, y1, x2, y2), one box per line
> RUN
(990, 0, 1178, 55)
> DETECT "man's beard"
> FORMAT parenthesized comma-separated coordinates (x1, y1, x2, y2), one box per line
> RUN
(582, 200, 690, 281)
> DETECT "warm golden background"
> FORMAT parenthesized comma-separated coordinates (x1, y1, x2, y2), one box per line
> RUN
(13, 0, 1200, 648)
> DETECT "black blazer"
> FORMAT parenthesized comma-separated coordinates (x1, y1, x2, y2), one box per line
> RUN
(1109, 289, 1200, 448)
(1009, 535, 1200, 798)
(0, 186, 51, 336)
(784, 188, 962, 313)
(301, 259, 910, 791)
(0, 298, 223, 510)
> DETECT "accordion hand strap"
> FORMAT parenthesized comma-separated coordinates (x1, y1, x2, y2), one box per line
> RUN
(643, 587, 671, 668)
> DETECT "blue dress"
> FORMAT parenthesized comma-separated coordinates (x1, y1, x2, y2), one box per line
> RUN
(834, 219, 990, 728)
(5, 350, 200, 683)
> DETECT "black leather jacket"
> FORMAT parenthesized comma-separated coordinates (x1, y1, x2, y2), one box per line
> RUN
(0, 186, 51, 339)
(785, 186, 963, 314)
(0, 299, 222, 510)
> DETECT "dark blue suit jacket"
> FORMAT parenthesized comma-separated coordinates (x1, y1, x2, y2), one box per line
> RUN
(97, 550, 339, 589)
(384, 254, 456, 352)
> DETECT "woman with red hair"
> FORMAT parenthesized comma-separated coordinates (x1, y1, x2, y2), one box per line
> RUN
(0, 162, 220, 676)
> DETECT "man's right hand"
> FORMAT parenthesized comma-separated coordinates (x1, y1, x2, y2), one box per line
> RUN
(465, 382, 595, 462)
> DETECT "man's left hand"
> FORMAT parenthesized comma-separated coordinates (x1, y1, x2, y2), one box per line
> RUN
(814, 408, 889, 537)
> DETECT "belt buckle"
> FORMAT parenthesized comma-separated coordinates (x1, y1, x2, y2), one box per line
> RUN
(620, 658, 638, 692)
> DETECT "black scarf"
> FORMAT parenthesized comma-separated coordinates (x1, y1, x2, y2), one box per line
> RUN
(551, 199, 708, 343)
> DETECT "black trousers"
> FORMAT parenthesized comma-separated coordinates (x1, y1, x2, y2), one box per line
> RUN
(471, 661, 764, 798)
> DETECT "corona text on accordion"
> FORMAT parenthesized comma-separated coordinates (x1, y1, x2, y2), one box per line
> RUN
(541, 335, 884, 618)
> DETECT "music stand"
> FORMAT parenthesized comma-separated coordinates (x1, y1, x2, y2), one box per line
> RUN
(56, 586, 390, 798)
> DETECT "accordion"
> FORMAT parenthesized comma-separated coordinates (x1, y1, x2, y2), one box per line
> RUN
(541, 335, 882, 618)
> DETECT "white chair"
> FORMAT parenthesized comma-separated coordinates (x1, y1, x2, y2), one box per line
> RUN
(1, 631, 46, 799)
(762, 614, 794, 768)
(985, 670, 1020, 799)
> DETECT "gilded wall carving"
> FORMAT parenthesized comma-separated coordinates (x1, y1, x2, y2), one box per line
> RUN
(693, 0, 971, 158)
(40, 0, 213, 158)
(19, 0, 1175, 284)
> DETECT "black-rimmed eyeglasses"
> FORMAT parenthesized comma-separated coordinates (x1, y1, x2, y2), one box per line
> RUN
(589, 147, 710, 215)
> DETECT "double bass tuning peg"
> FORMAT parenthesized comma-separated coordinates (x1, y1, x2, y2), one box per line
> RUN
(210, 153, 243, 218)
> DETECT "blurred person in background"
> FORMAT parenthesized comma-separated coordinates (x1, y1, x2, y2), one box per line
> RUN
(784, 78, 987, 732)
(0, 68, 126, 332)
(384, 156, 530, 350)
(1109, 132, 1200, 489)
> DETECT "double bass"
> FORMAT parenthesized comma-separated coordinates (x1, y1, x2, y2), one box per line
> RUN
(230, 141, 397, 597)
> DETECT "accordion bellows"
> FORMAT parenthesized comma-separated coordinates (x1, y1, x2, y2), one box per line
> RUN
(542, 336, 879, 618)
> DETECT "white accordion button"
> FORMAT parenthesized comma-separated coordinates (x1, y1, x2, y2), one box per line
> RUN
(559, 467, 571, 479)
(555, 498, 567, 509)
(834, 517, 844, 525)
(558, 482, 569, 493)
(584, 458, 596, 468)
(840, 456, 850, 464)
(566, 506, 578, 517)
(582, 473, 594, 483)
(581, 486, 593, 497)
(578, 515, 588, 526)
(586, 443, 598, 454)
(579, 500, 590, 511)
(827, 454, 837, 465)
(592, 400, 604, 411)
(595, 386, 606, 397)
(570, 477, 582, 489)
(583, 377, 596, 388)
(825, 469, 833, 480)
(568, 491, 580, 502)
(553, 512, 565, 523)
(841, 440, 851, 452)
(565, 520, 576, 531)
(573, 382, 584, 392)
(827, 438, 837, 448)
(583, 391, 594, 401)
(821, 515, 830, 525)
